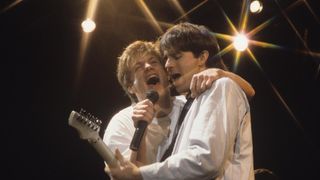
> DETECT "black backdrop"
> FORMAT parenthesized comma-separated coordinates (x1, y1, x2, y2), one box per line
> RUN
(2, 0, 319, 179)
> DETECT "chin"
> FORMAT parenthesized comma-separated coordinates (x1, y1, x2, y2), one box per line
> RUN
(174, 86, 185, 95)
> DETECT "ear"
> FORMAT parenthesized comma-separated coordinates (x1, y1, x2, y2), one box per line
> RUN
(127, 84, 135, 94)
(198, 50, 209, 67)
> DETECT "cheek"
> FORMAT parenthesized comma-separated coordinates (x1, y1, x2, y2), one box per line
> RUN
(132, 72, 143, 85)
(133, 78, 145, 94)
(132, 79, 144, 90)
(131, 83, 146, 101)
(182, 60, 199, 72)
(176, 61, 190, 73)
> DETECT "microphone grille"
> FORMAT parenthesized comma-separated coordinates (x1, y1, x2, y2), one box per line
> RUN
(146, 90, 159, 103)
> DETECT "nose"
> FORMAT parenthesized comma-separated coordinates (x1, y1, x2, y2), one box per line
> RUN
(165, 57, 174, 70)
(145, 62, 152, 70)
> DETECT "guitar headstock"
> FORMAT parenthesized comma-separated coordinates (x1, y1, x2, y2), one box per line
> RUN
(68, 109, 102, 142)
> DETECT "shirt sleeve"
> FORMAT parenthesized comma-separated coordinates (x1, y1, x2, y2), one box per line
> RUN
(103, 107, 135, 160)
(140, 77, 249, 180)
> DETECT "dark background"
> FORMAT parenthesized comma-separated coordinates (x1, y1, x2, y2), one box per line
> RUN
(2, 0, 319, 179)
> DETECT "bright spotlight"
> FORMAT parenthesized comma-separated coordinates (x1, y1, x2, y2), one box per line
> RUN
(233, 34, 249, 51)
(250, 0, 263, 14)
(81, 19, 96, 33)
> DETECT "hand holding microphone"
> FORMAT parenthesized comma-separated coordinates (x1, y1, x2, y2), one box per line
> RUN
(130, 90, 159, 151)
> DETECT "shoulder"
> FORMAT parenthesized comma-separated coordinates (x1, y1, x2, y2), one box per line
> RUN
(213, 77, 239, 88)
(113, 106, 133, 118)
(211, 77, 243, 93)
(108, 106, 133, 127)
(103, 106, 135, 145)
(201, 77, 247, 102)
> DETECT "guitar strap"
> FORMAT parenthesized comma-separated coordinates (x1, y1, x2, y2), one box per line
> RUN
(160, 97, 194, 162)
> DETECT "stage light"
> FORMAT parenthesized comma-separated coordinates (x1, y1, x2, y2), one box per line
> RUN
(233, 34, 249, 51)
(250, 0, 263, 14)
(81, 19, 96, 33)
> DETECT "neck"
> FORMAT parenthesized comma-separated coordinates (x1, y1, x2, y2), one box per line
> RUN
(156, 93, 173, 118)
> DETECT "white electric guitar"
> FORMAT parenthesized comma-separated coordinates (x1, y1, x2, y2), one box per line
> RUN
(68, 109, 118, 168)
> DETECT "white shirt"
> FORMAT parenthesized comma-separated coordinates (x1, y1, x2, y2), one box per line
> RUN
(103, 96, 186, 164)
(140, 77, 255, 180)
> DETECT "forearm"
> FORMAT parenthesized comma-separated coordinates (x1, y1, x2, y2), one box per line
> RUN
(190, 68, 255, 99)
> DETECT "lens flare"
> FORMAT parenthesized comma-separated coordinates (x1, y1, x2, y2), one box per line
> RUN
(250, 0, 263, 14)
(81, 19, 96, 33)
(233, 34, 249, 51)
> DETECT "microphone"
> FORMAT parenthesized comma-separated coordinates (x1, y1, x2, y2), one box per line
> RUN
(130, 90, 159, 151)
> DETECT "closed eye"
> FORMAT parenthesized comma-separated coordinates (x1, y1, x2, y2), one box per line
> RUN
(169, 53, 182, 60)
(150, 59, 160, 65)
(133, 63, 143, 72)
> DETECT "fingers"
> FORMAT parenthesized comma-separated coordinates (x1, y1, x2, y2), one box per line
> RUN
(106, 149, 123, 179)
(190, 74, 197, 98)
(132, 99, 154, 126)
(205, 76, 216, 88)
(190, 74, 207, 98)
(115, 149, 125, 166)
(108, 149, 141, 180)
(191, 70, 222, 98)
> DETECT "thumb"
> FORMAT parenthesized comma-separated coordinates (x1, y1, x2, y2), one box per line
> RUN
(104, 163, 111, 174)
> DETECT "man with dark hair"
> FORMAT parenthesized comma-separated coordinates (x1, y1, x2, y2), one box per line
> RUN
(107, 22, 254, 180)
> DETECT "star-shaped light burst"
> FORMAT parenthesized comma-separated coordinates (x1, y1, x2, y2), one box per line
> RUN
(233, 33, 249, 52)
(208, 0, 320, 132)
(212, 1, 283, 71)
(213, 0, 320, 73)
(211, 0, 307, 129)
(163, 0, 319, 133)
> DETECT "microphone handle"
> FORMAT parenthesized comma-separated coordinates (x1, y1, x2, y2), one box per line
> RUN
(130, 121, 148, 151)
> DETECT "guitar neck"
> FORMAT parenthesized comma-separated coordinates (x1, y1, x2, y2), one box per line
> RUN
(88, 137, 118, 168)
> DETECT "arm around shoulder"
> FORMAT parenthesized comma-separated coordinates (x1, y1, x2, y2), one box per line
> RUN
(222, 70, 255, 99)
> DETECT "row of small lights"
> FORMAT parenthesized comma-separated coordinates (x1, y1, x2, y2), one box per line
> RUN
(81, 1, 263, 52)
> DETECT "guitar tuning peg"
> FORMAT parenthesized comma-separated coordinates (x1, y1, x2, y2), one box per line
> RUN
(89, 123, 95, 129)
(86, 120, 92, 126)
(95, 119, 102, 125)
(80, 108, 87, 115)
(88, 113, 93, 120)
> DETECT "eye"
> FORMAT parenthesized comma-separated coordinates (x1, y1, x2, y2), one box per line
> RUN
(149, 58, 161, 66)
(133, 64, 142, 72)
(150, 60, 158, 64)
(172, 53, 182, 60)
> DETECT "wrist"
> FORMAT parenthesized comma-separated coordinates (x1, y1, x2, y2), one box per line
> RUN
(134, 168, 143, 180)
(219, 69, 227, 78)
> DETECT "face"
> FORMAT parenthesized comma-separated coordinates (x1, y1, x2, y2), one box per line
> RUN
(164, 50, 206, 94)
(128, 53, 169, 102)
